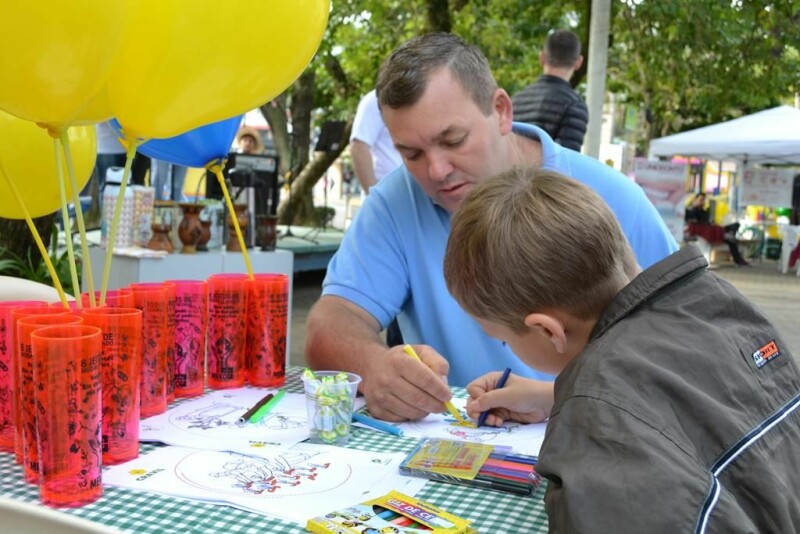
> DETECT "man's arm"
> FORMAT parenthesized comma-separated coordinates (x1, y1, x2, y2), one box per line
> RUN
(305, 295, 453, 421)
(349, 139, 378, 194)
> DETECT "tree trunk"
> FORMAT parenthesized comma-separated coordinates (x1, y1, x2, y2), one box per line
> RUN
(277, 120, 353, 226)
(259, 96, 290, 176)
(425, 0, 451, 33)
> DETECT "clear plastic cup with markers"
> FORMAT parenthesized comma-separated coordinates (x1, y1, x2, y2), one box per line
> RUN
(302, 370, 361, 446)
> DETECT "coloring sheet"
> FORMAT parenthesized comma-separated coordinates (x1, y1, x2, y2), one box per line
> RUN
(103, 443, 426, 524)
(140, 388, 365, 455)
(396, 397, 547, 456)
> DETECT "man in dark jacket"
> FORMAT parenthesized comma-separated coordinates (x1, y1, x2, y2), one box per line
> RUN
(512, 30, 588, 152)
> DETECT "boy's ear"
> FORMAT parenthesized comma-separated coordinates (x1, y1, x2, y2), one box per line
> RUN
(524, 313, 567, 354)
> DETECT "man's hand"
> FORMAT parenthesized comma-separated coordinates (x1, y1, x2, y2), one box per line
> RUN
(465, 372, 553, 426)
(362, 344, 453, 422)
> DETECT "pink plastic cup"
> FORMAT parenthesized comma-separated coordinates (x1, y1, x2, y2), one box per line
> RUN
(166, 280, 207, 398)
(16, 314, 84, 484)
(207, 274, 248, 389)
(246, 274, 288, 387)
(129, 284, 168, 418)
(31, 325, 103, 507)
(81, 307, 143, 465)
(0, 301, 47, 453)
(10, 306, 70, 465)
(131, 283, 176, 405)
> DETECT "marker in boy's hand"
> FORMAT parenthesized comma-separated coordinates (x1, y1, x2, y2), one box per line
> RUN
(466, 372, 553, 426)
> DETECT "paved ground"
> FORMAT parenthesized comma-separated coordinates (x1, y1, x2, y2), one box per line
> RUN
(288, 258, 800, 368)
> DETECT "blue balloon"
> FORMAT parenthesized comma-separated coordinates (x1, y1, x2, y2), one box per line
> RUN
(112, 115, 243, 168)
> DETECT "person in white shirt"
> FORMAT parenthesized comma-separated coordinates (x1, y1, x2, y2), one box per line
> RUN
(349, 90, 403, 195)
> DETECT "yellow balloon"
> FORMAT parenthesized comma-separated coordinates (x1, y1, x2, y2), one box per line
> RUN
(0, 1, 125, 127)
(108, 0, 330, 139)
(0, 111, 96, 219)
(71, 85, 114, 126)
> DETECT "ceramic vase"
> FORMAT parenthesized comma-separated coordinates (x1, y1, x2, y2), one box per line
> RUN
(256, 215, 279, 251)
(147, 222, 174, 253)
(226, 204, 249, 252)
(177, 203, 204, 254)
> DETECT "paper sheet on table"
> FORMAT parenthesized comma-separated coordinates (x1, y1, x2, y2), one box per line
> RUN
(140, 388, 365, 455)
(395, 397, 547, 456)
(102, 443, 425, 525)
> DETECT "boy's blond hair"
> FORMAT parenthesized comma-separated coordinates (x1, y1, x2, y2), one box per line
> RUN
(444, 167, 638, 332)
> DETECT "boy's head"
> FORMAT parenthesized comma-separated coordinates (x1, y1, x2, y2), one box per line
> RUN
(444, 167, 639, 373)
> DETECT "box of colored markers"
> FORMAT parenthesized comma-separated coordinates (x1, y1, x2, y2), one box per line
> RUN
(398, 438, 542, 496)
(306, 490, 474, 533)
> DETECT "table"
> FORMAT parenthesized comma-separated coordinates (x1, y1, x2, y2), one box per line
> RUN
(0, 367, 548, 533)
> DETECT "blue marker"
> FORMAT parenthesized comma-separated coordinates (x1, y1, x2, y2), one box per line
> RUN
(477, 367, 512, 427)
(352, 411, 404, 437)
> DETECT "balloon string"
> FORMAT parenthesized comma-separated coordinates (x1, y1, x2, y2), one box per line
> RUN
(206, 160, 253, 278)
(100, 141, 140, 305)
(0, 163, 68, 308)
(53, 138, 83, 309)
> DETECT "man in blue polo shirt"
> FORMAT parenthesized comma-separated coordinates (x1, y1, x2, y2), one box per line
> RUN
(305, 33, 677, 422)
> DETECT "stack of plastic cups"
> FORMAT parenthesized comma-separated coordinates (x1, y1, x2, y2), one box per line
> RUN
(81, 307, 143, 465)
(129, 284, 168, 417)
(167, 280, 208, 398)
(207, 274, 248, 389)
(0, 301, 46, 454)
(9, 306, 71, 468)
(246, 274, 289, 387)
(31, 324, 103, 507)
(16, 314, 84, 483)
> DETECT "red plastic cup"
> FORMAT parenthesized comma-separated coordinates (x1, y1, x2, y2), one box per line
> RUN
(81, 307, 143, 465)
(81, 289, 135, 309)
(131, 282, 176, 404)
(31, 325, 103, 507)
(207, 274, 248, 389)
(166, 280, 207, 398)
(129, 284, 168, 418)
(0, 301, 47, 453)
(10, 306, 71, 465)
(16, 314, 84, 483)
(246, 274, 288, 387)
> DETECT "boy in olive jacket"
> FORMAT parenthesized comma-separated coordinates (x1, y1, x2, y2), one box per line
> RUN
(444, 167, 800, 533)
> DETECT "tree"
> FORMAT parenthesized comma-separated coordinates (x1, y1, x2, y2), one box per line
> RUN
(610, 0, 800, 150)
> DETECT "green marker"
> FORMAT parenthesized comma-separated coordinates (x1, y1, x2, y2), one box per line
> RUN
(249, 389, 286, 424)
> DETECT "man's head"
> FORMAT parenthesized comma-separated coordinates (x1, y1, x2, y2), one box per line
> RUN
(444, 167, 638, 373)
(236, 127, 263, 155)
(692, 192, 706, 207)
(376, 33, 531, 213)
(541, 30, 583, 77)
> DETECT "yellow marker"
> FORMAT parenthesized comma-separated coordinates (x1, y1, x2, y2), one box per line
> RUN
(402, 345, 475, 428)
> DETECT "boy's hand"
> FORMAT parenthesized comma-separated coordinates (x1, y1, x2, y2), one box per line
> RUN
(465, 373, 553, 426)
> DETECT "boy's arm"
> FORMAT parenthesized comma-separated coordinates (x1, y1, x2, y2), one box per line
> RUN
(305, 295, 453, 422)
(538, 397, 730, 532)
(465, 373, 553, 424)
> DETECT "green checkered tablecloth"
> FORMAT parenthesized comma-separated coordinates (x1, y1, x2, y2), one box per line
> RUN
(0, 367, 548, 533)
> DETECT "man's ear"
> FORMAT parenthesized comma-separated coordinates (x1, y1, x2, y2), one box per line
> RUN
(494, 88, 514, 135)
(524, 313, 567, 354)
(574, 55, 584, 71)
(539, 51, 546, 66)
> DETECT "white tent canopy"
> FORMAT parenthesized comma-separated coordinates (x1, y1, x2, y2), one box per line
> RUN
(648, 105, 800, 165)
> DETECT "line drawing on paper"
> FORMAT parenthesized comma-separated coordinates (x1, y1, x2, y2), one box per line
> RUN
(175, 450, 351, 497)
